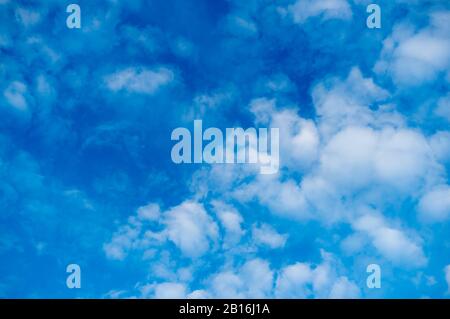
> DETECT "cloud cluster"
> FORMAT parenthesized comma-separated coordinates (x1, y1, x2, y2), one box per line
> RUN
(1, 0, 450, 298)
(129, 252, 359, 299)
(104, 200, 218, 260)
(374, 12, 450, 86)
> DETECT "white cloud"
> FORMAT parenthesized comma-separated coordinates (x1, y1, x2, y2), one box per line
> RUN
(353, 213, 426, 268)
(250, 98, 276, 125)
(212, 200, 244, 246)
(187, 289, 211, 299)
(103, 59, 446, 298)
(137, 203, 161, 221)
(373, 129, 434, 190)
(143, 282, 187, 298)
(196, 68, 445, 228)
(246, 68, 442, 223)
(103, 220, 145, 260)
(210, 259, 274, 298)
(252, 223, 287, 249)
(104, 200, 218, 260)
(112, 250, 359, 298)
(105, 67, 174, 94)
(374, 13, 450, 86)
(233, 122, 439, 224)
(340, 233, 366, 255)
(210, 271, 244, 298)
(188, 87, 237, 119)
(233, 176, 310, 220)
(418, 185, 450, 222)
(164, 201, 219, 258)
(329, 277, 361, 299)
(275, 262, 312, 298)
(271, 109, 320, 171)
(320, 126, 435, 194)
(275, 250, 359, 298)
(286, 0, 352, 24)
(312, 67, 391, 138)
(430, 131, 450, 164)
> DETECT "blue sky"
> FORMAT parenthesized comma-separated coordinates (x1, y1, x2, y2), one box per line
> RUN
(0, 0, 450, 298)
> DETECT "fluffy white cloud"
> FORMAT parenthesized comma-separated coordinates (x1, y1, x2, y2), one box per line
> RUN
(210, 271, 244, 298)
(189, 88, 236, 119)
(233, 125, 439, 224)
(430, 131, 450, 164)
(210, 259, 274, 298)
(340, 233, 366, 255)
(212, 200, 244, 246)
(250, 97, 276, 125)
(418, 185, 450, 222)
(320, 126, 435, 194)
(250, 98, 320, 171)
(188, 67, 446, 236)
(139, 255, 357, 299)
(141, 282, 187, 299)
(233, 68, 444, 227)
(111, 244, 359, 298)
(137, 203, 161, 221)
(274, 111, 320, 170)
(233, 176, 310, 220)
(329, 277, 361, 299)
(372, 128, 435, 191)
(275, 262, 312, 298)
(275, 250, 360, 298)
(353, 213, 426, 268)
(252, 223, 287, 249)
(104, 200, 218, 260)
(163, 201, 219, 258)
(103, 210, 151, 261)
(374, 12, 450, 86)
(312, 67, 392, 138)
(104, 66, 174, 94)
(103, 57, 447, 297)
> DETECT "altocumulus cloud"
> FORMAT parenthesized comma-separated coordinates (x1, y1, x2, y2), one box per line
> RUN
(88, 0, 450, 298)
(1, 0, 450, 299)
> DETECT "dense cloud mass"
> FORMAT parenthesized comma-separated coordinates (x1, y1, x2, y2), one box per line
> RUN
(0, 0, 449, 298)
